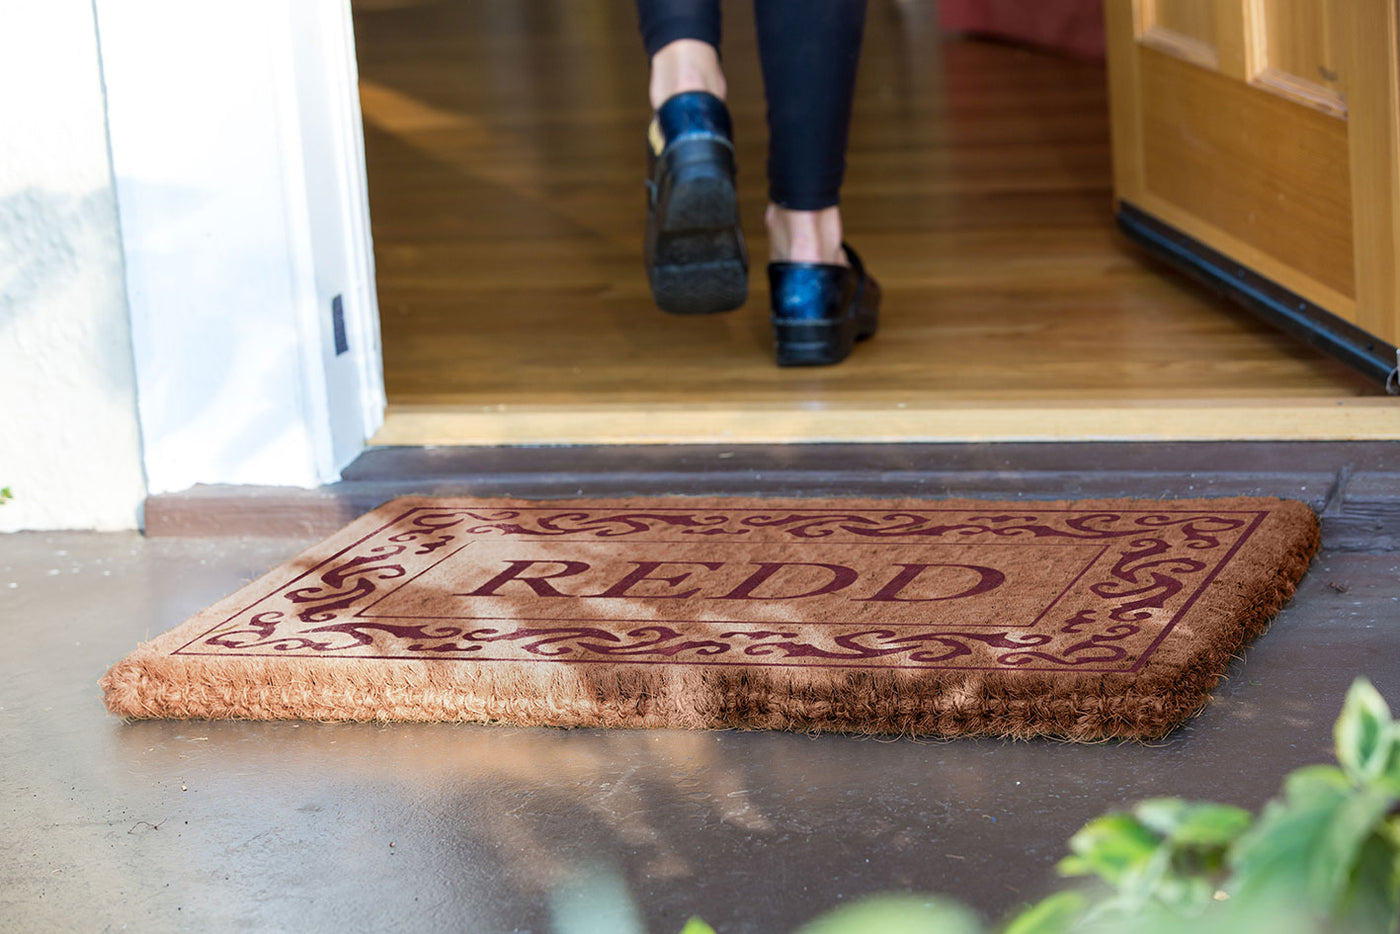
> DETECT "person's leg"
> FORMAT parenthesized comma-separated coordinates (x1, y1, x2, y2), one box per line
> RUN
(636, 1, 748, 315)
(637, 0, 721, 59)
(648, 40, 725, 109)
(753, 0, 868, 264)
(637, 1, 726, 105)
(756, 0, 877, 366)
(765, 203, 844, 266)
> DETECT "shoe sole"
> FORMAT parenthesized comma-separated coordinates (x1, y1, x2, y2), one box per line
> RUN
(772, 313, 877, 366)
(647, 138, 748, 316)
(773, 280, 880, 367)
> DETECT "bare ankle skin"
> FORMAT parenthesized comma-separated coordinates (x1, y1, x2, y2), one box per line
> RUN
(766, 203, 846, 265)
(649, 39, 726, 109)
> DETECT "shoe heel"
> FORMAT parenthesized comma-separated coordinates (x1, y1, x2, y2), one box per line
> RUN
(772, 317, 857, 367)
(768, 243, 880, 366)
(650, 253, 748, 315)
(656, 138, 738, 232)
(648, 137, 747, 315)
(855, 276, 881, 341)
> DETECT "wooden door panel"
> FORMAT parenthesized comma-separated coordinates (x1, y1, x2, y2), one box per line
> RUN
(1139, 0, 1220, 69)
(1145, 0, 1215, 41)
(1107, 0, 1400, 388)
(1140, 48, 1354, 299)
(1253, 0, 1346, 114)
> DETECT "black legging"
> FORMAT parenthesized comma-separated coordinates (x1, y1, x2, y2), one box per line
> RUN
(636, 0, 867, 211)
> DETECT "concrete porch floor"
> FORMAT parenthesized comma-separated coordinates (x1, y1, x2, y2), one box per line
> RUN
(3, 479, 1398, 932)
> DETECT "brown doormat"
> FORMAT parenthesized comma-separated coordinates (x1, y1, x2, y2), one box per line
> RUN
(102, 496, 1319, 740)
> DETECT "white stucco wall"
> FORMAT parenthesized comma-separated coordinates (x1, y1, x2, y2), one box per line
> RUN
(0, 0, 148, 531)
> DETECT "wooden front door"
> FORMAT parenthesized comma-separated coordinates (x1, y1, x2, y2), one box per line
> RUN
(1105, 0, 1400, 390)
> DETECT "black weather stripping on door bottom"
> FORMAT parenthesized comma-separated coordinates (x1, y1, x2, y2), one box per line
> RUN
(1116, 201, 1400, 394)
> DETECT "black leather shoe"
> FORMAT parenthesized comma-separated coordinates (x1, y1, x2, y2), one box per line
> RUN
(644, 91, 748, 315)
(768, 244, 880, 366)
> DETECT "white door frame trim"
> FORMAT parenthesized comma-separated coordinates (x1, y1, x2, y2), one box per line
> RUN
(95, 0, 383, 495)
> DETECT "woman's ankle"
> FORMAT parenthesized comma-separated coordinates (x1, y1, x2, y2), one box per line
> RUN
(766, 204, 846, 265)
(649, 39, 726, 109)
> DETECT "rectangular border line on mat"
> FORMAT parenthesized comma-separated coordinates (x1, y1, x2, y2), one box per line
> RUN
(350, 543, 1110, 631)
(170, 504, 1271, 674)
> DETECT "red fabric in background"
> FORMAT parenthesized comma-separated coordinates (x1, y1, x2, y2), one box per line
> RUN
(938, 0, 1106, 59)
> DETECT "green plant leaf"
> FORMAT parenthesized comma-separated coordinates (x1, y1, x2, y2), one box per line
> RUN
(1383, 723, 1400, 790)
(1284, 764, 1354, 800)
(1231, 755, 1400, 931)
(1336, 678, 1396, 786)
(1115, 899, 1326, 934)
(680, 919, 719, 934)
(1000, 891, 1087, 934)
(1059, 814, 1161, 886)
(793, 895, 984, 934)
(1333, 829, 1400, 934)
(1150, 869, 1216, 917)
(1228, 767, 1350, 907)
(1130, 798, 1191, 837)
(1311, 784, 1400, 917)
(1134, 799, 1253, 848)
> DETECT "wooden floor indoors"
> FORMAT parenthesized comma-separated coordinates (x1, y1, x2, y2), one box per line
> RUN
(351, 0, 1397, 444)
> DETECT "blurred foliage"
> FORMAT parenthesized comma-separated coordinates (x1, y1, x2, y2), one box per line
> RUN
(0, 487, 11, 505)
(685, 678, 1400, 934)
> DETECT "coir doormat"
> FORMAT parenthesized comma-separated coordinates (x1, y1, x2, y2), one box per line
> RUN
(102, 496, 1319, 740)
